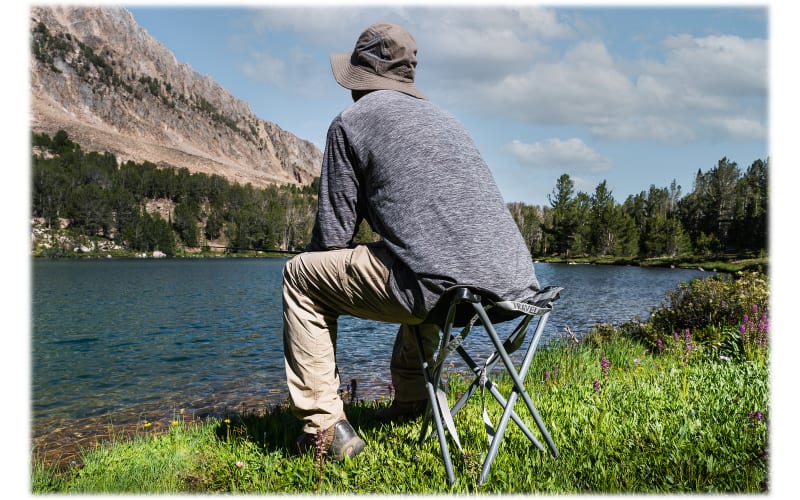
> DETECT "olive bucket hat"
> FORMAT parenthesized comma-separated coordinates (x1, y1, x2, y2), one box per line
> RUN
(330, 22, 427, 100)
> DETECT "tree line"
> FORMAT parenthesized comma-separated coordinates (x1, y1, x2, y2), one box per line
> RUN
(32, 130, 767, 260)
(509, 157, 768, 259)
(32, 130, 317, 256)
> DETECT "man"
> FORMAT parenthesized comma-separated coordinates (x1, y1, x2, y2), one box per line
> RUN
(283, 22, 540, 460)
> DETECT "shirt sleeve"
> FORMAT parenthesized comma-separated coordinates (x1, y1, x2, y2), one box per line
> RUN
(306, 116, 363, 251)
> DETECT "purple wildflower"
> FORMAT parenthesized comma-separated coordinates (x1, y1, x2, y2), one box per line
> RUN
(740, 308, 770, 353)
(748, 410, 766, 426)
(314, 429, 328, 462)
(592, 380, 601, 393)
(600, 354, 610, 379)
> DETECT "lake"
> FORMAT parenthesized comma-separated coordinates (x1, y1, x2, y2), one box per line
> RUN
(31, 258, 711, 457)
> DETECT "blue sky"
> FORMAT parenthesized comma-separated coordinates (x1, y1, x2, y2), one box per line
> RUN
(120, 2, 770, 207)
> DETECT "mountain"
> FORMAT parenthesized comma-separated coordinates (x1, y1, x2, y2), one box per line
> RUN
(29, 5, 321, 188)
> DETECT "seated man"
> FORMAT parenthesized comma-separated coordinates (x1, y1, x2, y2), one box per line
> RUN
(283, 22, 541, 460)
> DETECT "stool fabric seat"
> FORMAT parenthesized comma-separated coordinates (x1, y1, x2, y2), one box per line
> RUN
(414, 284, 563, 485)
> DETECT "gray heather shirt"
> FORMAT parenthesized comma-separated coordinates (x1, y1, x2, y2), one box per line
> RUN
(308, 90, 539, 319)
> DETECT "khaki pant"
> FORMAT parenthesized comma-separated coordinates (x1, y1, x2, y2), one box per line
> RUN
(282, 243, 439, 433)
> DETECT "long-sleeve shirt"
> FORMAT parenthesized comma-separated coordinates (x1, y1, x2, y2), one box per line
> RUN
(308, 90, 539, 319)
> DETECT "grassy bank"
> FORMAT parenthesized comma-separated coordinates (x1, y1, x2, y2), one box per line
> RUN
(32, 333, 769, 494)
(537, 254, 767, 273)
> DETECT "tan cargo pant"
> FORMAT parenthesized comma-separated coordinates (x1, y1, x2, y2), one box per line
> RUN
(282, 243, 439, 434)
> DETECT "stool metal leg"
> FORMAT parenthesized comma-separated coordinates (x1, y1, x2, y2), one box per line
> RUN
(472, 305, 560, 484)
(453, 345, 545, 452)
(414, 325, 456, 485)
(486, 307, 560, 457)
(413, 287, 561, 485)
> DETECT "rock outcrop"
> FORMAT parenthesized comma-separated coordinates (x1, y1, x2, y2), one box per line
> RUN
(30, 6, 321, 188)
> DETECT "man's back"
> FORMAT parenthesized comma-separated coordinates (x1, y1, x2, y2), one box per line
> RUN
(285, 22, 543, 452)
(326, 90, 539, 317)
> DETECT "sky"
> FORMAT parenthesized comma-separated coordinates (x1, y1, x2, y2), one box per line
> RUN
(116, 1, 771, 208)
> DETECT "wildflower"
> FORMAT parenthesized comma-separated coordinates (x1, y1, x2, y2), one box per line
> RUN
(171, 420, 179, 426)
(719, 355, 731, 362)
(224, 418, 231, 424)
(740, 309, 770, 356)
(235, 461, 245, 469)
(143, 421, 152, 428)
(633, 358, 641, 366)
(679, 328, 695, 359)
(314, 429, 328, 462)
(592, 380, 602, 393)
(600, 354, 610, 379)
(544, 370, 551, 384)
(656, 337, 663, 354)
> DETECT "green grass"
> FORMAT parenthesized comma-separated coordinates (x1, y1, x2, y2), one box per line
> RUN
(31, 336, 769, 494)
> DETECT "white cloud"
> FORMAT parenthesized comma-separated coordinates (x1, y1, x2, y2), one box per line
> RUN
(460, 31, 767, 144)
(700, 116, 768, 141)
(518, 8, 575, 40)
(504, 138, 613, 174)
(241, 49, 286, 87)
(412, 7, 573, 83)
(657, 34, 767, 96)
(238, 6, 767, 144)
(243, 6, 574, 87)
(241, 45, 323, 96)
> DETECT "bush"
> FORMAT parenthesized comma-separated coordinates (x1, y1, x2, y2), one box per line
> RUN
(582, 323, 627, 347)
(629, 271, 769, 347)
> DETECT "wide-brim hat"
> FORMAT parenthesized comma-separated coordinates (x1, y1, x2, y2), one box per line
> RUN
(330, 22, 427, 100)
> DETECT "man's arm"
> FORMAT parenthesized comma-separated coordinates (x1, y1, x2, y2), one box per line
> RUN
(306, 116, 363, 251)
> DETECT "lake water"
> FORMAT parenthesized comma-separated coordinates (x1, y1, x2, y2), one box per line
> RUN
(31, 258, 711, 458)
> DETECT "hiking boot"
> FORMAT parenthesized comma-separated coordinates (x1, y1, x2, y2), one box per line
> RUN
(375, 399, 427, 423)
(296, 419, 365, 461)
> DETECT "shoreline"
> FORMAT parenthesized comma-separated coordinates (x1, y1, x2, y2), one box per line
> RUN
(31, 252, 768, 274)
(534, 255, 767, 274)
(32, 382, 393, 468)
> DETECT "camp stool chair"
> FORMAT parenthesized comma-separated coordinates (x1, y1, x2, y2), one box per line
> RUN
(413, 284, 563, 485)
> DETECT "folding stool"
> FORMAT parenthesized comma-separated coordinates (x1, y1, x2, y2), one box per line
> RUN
(413, 284, 563, 485)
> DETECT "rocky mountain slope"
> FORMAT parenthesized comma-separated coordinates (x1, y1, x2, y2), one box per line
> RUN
(29, 5, 321, 188)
